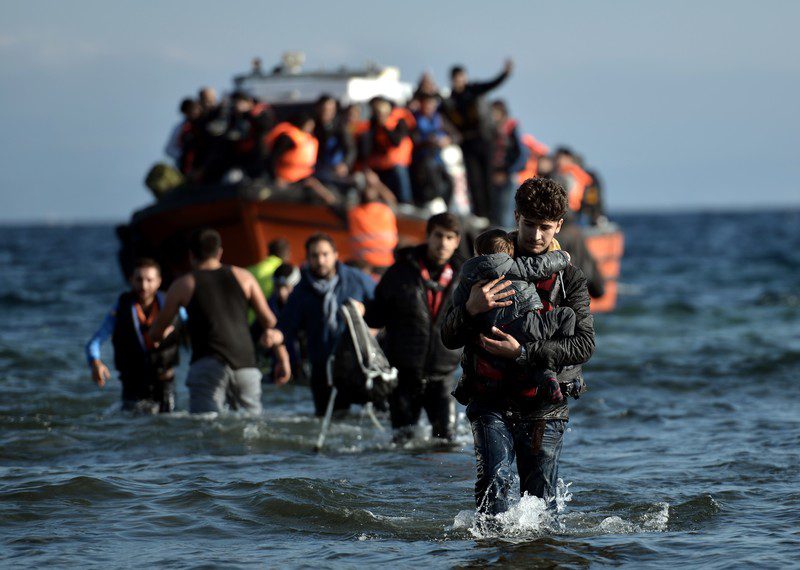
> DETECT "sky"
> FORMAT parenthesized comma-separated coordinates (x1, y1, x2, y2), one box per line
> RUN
(0, 0, 798, 221)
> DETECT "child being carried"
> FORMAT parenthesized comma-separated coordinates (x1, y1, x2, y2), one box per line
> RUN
(453, 228, 575, 403)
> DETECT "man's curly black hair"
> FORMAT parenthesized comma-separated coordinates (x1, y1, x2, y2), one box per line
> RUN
(514, 177, 568, 221)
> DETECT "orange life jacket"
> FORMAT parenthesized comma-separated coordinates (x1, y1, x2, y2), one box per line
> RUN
(516, 134, 550, 185)
(367, 108, 415, 170)
(347, 202, 398, 268)
(559, 162, 593, 212)
(264, 122, 318, 183)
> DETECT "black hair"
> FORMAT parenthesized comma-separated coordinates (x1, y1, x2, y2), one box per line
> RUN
(514, 178, 568, 221)
(179, 98, 195, 114)
(267, 238, 290, 259)
(315, 93, 337, 107)
(305, 232, 337, 254)
(189, 228, 222, 261)
(273, 262, 295, 281)
(133, 257, 161, 273)
(490, 99, 508, 115)
(290, 112, 314, 128)
(450, 65, 466, 78)
(474, 229, 514, 256)
(426, 212, 461, 236)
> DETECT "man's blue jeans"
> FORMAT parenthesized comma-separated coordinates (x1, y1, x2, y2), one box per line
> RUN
(467, 402, 566, 514)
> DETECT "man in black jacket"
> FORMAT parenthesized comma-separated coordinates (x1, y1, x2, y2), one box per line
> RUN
(365, 213, 463, 443)
(441, 59, 513, 218)
(441, 178, 595, 514)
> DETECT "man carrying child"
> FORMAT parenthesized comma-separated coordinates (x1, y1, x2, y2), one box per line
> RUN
(441, 177, 595, 515)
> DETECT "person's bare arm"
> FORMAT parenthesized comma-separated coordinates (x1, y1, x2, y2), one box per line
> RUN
(273, 344, 291, 385)
(233, 266, 277, 329)
(149, 275, 194, 343)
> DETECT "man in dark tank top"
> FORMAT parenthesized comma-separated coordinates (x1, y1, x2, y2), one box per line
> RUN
(149, 228, 291, 413)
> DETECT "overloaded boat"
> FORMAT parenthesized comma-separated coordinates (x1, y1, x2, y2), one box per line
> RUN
(117, 54, 624, 312)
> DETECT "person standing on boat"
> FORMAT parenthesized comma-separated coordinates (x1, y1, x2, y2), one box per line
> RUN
(277, 233, 376, 416)
(85, 258, 184, 414)
(149, 228, 291, 414)
(489, 99, 527, 227)
(229, 91, 275, 178)
(265, 114, 339, 206)
(410, 93, 454, 208)
(441, 178, 595, 514)
(363, 213, 463, 443)
(358, 97, 415, 205)
(441, 59, 513, 219)
(313, 94, 357, 189)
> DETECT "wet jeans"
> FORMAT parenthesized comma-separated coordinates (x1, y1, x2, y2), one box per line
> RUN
(467, 402, 566, 514)
(390, 372, 456, 442)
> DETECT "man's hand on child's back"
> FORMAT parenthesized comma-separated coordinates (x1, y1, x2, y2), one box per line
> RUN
(466, 276, 515, 316)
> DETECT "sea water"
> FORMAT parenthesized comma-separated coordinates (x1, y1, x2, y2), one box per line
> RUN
(1, 210, 799, 567)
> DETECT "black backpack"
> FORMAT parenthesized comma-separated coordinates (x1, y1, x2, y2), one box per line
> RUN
(329, 300, 398, 407)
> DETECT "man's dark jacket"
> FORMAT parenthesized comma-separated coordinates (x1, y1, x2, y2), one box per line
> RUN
(440, 244, 595, 420)
(365, 245, 463, 380)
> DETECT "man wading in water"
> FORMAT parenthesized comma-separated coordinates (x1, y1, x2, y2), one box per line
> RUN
(149, 228, 290, 413)
(441, 177, 595, 515)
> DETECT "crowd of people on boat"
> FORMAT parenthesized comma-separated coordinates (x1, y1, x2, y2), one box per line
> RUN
(159, 59, 607, 227)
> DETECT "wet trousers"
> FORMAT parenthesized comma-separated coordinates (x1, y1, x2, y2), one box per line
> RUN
(120, 373, 174, 414)
(467, 402, 566, 514)
(390, 371, 456, 442)
(310, 362, 351, 417)
(186, 356, 262, 414)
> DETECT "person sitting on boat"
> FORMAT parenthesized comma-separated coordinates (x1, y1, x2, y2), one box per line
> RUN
(358, 97, 415, 205)
(579, 168, 607, 226)
(164, 97, 201, 170)
(410, 92, 454, 208)
(313, 94, 357, 189)
(408, 72, 441, 112)
(276, 233, 376, 416)
(148, 228, 291, 414)
(264, 114, 339, 206)
(452, 228, 575, 405)
(85, 258, 185, 414)
(554, 147, 593, 216)
(348, 173, 399, 274)
(228, 91, 275, 178)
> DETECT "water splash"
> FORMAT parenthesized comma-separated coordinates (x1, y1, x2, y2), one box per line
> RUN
(451, 480, 670, 539)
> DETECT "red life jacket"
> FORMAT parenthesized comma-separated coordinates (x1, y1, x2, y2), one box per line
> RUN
(517, 273, 559, 397)
(418, 257, 454, 320)
(367, 108, 415, 170)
